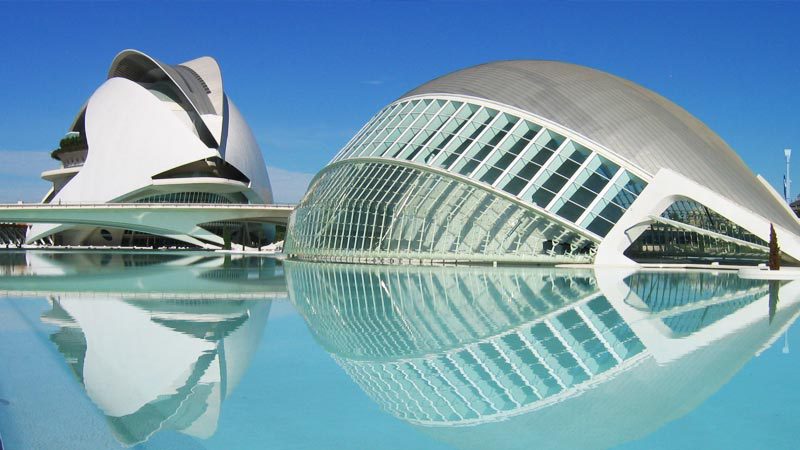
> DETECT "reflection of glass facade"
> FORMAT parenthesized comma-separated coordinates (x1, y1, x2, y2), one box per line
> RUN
(624, 271, 769, 336)
(287, 262, 601, 359)
(287, 262, 781, 430)
(287, 262, 646, 425)
(287, 97, 648, 263)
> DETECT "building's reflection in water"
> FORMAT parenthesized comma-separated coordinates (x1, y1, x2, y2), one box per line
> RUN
(286, 262, 800, 450)
(9, 253, 281, 447)
(0, 251, 287, 298)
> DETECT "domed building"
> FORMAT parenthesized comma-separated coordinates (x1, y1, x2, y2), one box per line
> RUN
(33, 49, 274, 247)
(286, 61, 800, 265)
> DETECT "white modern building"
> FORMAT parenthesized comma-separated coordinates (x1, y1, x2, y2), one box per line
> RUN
(286, 61, 800, 266)
(34, 49, 274, 247)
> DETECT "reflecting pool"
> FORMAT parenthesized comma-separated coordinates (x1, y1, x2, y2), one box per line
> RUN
(0, 251, 799, 449)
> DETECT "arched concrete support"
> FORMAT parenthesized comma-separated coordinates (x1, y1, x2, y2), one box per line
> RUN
(595, 168, 800, 266)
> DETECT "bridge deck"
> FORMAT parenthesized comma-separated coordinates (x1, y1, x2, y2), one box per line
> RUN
(0, 203, 295, 222)
(0, 203, 297, 247)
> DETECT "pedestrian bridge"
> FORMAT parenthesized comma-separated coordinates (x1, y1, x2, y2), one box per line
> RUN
(0, 203, 296, 248)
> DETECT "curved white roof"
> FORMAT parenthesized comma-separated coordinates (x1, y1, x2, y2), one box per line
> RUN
(104, 49, 273, 204)
(109, 49, 218, 116)
(401, 60, 799, 233)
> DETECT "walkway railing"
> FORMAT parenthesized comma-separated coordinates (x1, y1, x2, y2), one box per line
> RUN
(0, 202, 297, 209)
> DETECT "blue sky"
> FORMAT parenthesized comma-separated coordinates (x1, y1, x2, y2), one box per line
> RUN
(1, 1, 799, 202)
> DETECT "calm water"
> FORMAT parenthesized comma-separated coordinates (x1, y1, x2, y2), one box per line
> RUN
(0, 251, 798, 449)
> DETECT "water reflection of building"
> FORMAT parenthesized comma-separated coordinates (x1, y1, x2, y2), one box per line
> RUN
(23, 253, 280, 447)
(0, 251, 287, 299)
(43, 298, 269, 445)
(286, 262, 800, 449)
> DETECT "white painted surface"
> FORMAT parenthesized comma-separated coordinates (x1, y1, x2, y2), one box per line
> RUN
(181, 56, 224, 116)
(595, 168, 800, 266)
(223, 97, 273, 203)
(33, 50, 275, 246)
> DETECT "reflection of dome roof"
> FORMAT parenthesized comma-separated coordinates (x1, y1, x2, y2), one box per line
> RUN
(45, 297, 271, 446)
(288, 262, 798, 449)
(401, 61, 798, 232)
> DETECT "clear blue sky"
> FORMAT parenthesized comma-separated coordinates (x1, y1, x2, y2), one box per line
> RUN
(1, 1, 799, 201)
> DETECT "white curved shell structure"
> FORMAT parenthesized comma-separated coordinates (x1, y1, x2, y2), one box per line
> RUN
(34, 49, 272, 247)
(286, 60, 800, 266)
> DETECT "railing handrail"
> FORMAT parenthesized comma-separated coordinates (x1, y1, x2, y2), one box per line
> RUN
(0, 202, 297, 209)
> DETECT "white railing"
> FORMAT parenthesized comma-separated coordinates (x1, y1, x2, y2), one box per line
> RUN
(0, 202, 297, 210)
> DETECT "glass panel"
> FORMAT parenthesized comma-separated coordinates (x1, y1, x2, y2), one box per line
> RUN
(661, 199, 767, 246)
(435, 108, 498, 169)
(383, 99, 436, 158)
(452, 114, 517, 177)
(549, 154, 620, 223)
(285, 161, 596, 262)
(475, 121, 541, 185)
(414, 103, 477, 164)
(336, 103, 395, 161)
(395, 100, 455, 161)
(355, 101, 411, 157)
(624, 221, 768, 264)
(579, 171, 648, 236)
(555, 200, 585, 222)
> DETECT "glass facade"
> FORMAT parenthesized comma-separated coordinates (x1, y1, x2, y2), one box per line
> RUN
(285, 161, 595, 263)
(131, 192, 235, 204)
(290, 95, 766, 264)
(287, 96, 657, 263)
(331, 97, 648, 239)
(660, 199, 767, 246)
(624, 199, 769, 264)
